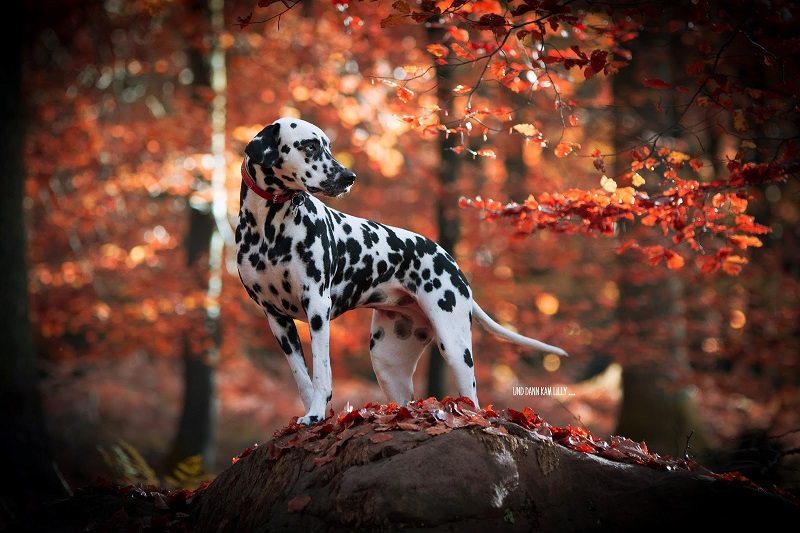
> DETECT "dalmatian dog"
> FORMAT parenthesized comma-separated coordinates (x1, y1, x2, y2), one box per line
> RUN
(236, 117, 567, 425)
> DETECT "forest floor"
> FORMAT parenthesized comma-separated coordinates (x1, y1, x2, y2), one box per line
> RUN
(39, 349, 797, 492)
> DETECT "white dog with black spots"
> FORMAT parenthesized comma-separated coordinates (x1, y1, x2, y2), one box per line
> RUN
(236, 117, 567, 425)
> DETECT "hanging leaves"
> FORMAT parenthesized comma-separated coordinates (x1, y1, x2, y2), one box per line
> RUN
(554, 141, 581, 158)
(426, 43, 449, 58)
(460, 151, 779, 274)
(396, 86, 414, 103)
(513, 123, 541, 138)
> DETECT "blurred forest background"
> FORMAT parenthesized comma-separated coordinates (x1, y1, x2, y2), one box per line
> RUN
(3, 0, 798, 510)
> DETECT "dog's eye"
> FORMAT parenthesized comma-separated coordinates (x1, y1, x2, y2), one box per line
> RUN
(303, 144, 320, 157)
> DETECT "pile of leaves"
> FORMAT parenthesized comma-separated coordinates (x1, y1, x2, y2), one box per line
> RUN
(236, 396, 699, 472)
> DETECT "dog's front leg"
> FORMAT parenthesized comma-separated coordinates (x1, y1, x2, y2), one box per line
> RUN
(267, 313, 313, 411)
(298, 298, 333, 426)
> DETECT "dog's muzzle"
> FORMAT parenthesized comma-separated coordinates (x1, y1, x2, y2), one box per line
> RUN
(324, 170, 356, 197)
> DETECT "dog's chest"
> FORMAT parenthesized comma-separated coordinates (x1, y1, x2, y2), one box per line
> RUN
(236, 204, 308, 318)
(236, 198, 332, 319)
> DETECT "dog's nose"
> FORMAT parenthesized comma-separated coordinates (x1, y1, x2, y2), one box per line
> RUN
(342, 171, 356, 186)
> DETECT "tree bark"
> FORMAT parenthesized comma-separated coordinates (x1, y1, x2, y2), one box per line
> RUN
(0, 20, 70, 525)
(425, 24, 462, 400)
(612, 29, 710, 457)
(164, 0, 225, 473)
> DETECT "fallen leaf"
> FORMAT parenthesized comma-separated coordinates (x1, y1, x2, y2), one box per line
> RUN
(483, 425, 508, 436)
(287, 494, 311, 513)
(370, 433, 393, 444)
(425, 425, 452, 436)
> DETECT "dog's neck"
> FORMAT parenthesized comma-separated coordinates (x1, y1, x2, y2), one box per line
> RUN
(241, 157, 296, 203)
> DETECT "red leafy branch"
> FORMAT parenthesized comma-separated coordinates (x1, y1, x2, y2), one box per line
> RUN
(460, 158, 791, 274)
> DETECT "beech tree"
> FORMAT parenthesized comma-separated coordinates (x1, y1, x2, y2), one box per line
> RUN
(1, 14, 69, 521)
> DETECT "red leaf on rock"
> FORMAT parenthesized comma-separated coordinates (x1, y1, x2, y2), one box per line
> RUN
(426, 425, 452, 436)
(506, 407, 541, 429)
(482, 425, 508, 436)
(370, 433, 393, 444)
(287, 494, 311, 513)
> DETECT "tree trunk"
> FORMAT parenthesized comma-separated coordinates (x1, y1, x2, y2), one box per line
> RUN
(0, 22, 70, 524)
(612, 30, 710, 457)
(164, 0, 227, 473)
(425, 24, 462, 400)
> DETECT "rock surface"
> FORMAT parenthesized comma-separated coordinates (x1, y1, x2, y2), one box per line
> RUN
(193, 400, 799, 531)
(6, 399, 798, 531)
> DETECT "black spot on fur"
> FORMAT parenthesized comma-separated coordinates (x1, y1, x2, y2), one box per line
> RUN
(463, 348, 473, 368)
(437, 290, 456, 312)
(433, 254, 470, 298)
(370, 326, 384, 350)
(365, 291, 386, 305)
(279, 336, 292, 354)
(248, 252, 266, 271)
(397, 295, 414, 306)
(310, 314, 323, 331)
(394, 315, 412, 339)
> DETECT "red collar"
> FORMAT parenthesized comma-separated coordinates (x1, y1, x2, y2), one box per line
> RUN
(241, 157, 295, 203)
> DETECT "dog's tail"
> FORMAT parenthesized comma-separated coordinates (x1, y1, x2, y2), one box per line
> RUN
(472, 302, 568, 357)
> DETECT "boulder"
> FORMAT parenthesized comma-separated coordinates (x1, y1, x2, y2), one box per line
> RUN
(193, 398, 799, 531)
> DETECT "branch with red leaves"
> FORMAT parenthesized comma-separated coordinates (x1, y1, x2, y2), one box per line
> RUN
(461, 155, 790, 274)
(239, 0, 799, 275)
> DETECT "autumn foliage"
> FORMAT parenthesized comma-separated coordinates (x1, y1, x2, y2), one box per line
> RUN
(21, 0, 799, 490)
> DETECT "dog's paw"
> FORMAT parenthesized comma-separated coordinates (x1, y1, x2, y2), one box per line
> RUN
(297, 414, 322, 426)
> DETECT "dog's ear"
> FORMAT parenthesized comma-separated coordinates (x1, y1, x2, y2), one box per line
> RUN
(245, 123, 281, 168)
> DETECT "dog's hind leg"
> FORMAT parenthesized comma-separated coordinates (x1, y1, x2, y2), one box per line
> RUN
(426, 308, 480, 409)
(369, 309, 433, 405)
(267, 313, 313, 411)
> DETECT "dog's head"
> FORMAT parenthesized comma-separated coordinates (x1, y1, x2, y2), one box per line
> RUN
(244, 118, 356, 198)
